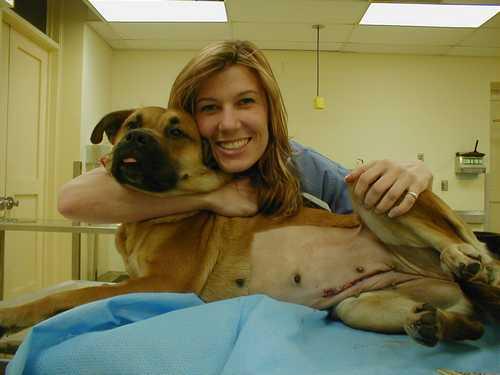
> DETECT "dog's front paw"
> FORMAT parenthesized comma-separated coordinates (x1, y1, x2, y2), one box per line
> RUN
(0, 324, 8, 339)
(0, 307, 28, 338)
(404, 303, 441, 346)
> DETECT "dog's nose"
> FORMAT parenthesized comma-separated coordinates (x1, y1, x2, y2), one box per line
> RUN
(125, 130, 150, 146)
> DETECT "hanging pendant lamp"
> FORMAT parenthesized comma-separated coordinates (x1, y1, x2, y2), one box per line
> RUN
(312, 24, 325, 110)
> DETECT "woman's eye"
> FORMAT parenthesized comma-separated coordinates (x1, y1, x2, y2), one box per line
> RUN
(168, 128, 184, 138)
(200, 104, 217, 113)
(239, 97, 255, 105)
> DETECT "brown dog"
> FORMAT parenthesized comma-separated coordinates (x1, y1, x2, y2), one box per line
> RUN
(0, 106, 498, 347)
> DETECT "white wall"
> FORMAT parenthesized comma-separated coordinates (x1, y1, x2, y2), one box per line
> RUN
(111, 48, 500, 212)
(81, 24, 112, 153)
(111, 50, 194, 109)
(81, 24, 120, 277)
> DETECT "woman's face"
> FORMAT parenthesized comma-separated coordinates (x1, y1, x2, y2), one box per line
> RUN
(194, 64, 269, 173)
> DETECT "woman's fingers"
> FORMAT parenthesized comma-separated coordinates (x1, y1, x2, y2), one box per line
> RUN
(348, 161, 382, 202)
(387, 188, 420, 218)
(363, 167, 401, 210)
(345, 159, 433, 218)
(372, 173, 411, 214)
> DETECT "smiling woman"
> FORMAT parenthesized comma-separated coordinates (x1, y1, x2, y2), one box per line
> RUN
(168, 40, 306, 216)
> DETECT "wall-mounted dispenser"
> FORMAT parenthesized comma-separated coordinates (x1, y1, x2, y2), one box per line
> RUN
(455, 140, 486, 175)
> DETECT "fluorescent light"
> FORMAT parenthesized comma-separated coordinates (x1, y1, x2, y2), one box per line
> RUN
(1, 0, 14, 7)
(88, 0, 228, 22)
(360, 3, 500, 28)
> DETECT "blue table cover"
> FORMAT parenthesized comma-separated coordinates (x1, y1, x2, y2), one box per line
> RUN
(7, 293, 500, 375)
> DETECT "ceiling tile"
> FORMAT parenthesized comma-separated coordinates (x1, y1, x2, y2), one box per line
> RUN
(255, 40, 344, 51)
(448, 46, 500, 57)
(341, 43, 450, 55)
(108, 22, 232, 40)
(105, 39, 130, 49)
(458, 28, 500, 48)
(88, 21, 123, 40)
(226, 0, 368, 24)
(110, 39, 218, 50)
(232, 23, 354, 43)
(349, 25, 474, 46)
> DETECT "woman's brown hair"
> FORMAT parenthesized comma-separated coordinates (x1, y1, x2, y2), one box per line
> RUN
(168, 40, 302, 217)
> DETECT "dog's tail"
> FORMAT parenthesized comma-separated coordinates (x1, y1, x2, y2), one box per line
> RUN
(461, 281, 500, 322)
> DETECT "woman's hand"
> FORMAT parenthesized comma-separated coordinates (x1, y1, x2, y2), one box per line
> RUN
(203, 177, 258, 217)
(345, 160, 433, 218)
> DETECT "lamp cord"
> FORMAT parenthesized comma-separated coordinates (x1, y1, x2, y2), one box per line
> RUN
(316, 26, 320, 97)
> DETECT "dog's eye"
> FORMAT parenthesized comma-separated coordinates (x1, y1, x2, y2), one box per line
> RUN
(167, 127, 184, 138)
(128, 121, 140, 130)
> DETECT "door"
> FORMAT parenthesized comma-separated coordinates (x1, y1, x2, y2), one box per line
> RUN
(489, 86, 500, 233)
(1, 23, 48, 299)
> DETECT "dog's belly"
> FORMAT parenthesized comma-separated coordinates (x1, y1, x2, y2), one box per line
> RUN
(248, 225, 431, 309)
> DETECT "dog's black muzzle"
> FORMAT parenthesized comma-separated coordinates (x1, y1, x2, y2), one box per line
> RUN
(111, 130, 179, 193)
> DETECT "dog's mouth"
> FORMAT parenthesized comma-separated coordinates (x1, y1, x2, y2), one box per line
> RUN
(117, 154, 144, 185)
(111, 143, 178, 193)
(119, 155, 143, 176)
(122, 157, 138, 164)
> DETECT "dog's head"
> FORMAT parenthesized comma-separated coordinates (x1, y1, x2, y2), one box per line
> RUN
(91, 106, 230, 195)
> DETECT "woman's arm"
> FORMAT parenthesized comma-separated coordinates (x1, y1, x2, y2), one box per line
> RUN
(58, 167, 258, 224)
(290, 142, 433, 218)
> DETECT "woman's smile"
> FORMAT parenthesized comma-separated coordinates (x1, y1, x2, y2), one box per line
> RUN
(216, 137, 251, 151)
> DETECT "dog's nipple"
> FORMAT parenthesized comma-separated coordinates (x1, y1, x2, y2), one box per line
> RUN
(356, 266, 365, 273)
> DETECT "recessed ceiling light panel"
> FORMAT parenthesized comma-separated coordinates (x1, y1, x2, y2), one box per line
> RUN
(360, 3, 500, 28)
(87, 0, 228, 23)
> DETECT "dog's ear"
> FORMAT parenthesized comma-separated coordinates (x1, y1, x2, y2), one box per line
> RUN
(91, 110, 134, 145)
(202, 139, 219, 170)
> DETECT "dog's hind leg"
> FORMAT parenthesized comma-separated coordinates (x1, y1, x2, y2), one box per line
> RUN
(331, 279, 483, 346)
(0, 276, 190, 338)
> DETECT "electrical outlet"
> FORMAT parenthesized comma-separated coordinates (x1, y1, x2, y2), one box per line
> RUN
(441, 180, 448, 191)
(417, 153, 424, 161)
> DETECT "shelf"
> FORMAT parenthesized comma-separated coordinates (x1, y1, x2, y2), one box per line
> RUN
(0, 218, 118, 234)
